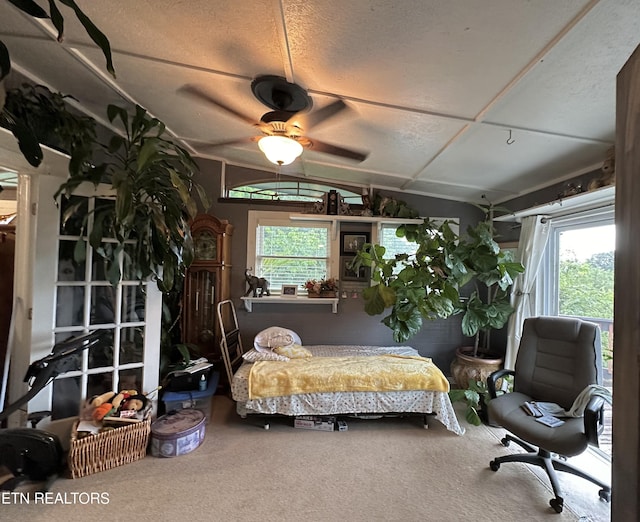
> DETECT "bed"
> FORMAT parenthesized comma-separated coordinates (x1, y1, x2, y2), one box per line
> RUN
(217, 301, 463, 435)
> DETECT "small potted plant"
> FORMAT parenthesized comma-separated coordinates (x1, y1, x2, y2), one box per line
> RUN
(303, 277, 339, 297)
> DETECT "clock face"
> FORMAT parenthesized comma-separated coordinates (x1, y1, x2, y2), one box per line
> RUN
(194, 230, 217, 260)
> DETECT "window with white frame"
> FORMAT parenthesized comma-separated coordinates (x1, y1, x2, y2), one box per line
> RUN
(539, 206, 614, 458)
(540, 208, 614, 322)
(247, 211, 333, 291)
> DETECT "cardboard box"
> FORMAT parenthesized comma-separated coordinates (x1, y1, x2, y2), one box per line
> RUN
(294, 416, 336, 431)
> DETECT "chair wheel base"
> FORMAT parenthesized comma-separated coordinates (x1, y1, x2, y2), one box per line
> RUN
(500, 436, 510, 447)
(489, 459, 500, 471)
(549, 497, 564, 513)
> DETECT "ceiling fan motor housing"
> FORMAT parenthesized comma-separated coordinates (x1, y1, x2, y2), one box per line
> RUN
(251, 75, 312, 113)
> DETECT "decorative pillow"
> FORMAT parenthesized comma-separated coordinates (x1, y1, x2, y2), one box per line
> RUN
(242, 348, 290, 362)
(254, 327, 302, 353)
(273, 344, 313, 359)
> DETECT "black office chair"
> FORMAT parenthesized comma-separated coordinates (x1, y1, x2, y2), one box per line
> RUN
(487, 316, 611, 513)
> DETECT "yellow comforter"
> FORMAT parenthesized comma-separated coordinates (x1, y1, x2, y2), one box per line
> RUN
(248, 355, 449, 399)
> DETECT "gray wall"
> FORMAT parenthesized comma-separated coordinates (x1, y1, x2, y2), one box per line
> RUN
(193, 158, 483, 372)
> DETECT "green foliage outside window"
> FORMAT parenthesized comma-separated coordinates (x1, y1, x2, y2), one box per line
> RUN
(256, 225, 330, 288)
(558, 250, 614, 362)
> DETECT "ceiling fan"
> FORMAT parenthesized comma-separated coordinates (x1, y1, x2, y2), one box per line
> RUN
(179, 75, 368, 166)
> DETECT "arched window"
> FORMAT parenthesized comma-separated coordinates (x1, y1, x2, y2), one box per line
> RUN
(228, 180, 363, 204)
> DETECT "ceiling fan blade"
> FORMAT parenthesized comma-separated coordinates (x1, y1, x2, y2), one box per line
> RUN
(293, 99, 349, 130)
(307, 138, 368, 162)
(178, 84, 257, 126)
(195, 136, 258, 151)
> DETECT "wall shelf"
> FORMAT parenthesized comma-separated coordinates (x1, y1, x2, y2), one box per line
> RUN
(241, 296, 339, 313)
(288, 213, 424, 240)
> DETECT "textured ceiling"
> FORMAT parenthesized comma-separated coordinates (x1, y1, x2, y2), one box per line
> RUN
(1, 0, 638, 203)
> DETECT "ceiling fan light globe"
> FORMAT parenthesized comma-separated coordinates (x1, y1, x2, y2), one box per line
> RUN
(258, 136, 303, 166)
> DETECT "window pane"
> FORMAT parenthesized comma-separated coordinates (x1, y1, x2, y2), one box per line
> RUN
(558, 225, 615, 320)
(256, 224, 330, 287)
(260, 258, 327, 288)
(380, 226, 418, 259)
(258, 226, 328, 257)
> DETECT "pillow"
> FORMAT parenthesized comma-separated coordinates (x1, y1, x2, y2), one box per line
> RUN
(273, 344, 313, 359)
(242, 348, 290, 362)
(254, 327, 302, 353)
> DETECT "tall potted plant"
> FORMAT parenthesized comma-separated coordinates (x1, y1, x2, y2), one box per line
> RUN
(449, 203, 524, 389)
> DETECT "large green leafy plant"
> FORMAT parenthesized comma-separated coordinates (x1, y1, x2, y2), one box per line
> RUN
(1, 83, 97, 167)
(1, 0, 114, 166)
(55, 103, 209, 292)
(454, 206, 525, 357)
(352, 209, 524, 350)
(351, 218, 467, 342)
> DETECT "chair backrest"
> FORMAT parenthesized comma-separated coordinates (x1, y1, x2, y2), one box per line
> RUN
(217, 299, 244, 385)
(514, 316, 602, 410)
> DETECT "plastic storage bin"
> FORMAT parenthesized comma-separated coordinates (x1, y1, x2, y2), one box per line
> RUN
(162, 371, 219, 423)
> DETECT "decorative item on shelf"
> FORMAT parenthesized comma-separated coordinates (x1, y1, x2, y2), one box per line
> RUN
(303, 277, 338, 298)
(326, 190, 339, 215)
(244, 268, 270, 297)
(587, 146, 616, 191)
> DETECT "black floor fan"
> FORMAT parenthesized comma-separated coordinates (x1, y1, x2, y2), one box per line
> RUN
(0, 331, 106, 491)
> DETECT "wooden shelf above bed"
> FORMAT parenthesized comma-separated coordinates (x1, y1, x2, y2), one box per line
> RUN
(240, 296, 339, 313)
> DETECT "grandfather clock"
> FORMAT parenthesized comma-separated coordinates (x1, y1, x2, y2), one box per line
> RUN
(182, 214, 233, 360)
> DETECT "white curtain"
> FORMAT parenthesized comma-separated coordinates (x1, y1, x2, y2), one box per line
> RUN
(504, 215, 551, 369)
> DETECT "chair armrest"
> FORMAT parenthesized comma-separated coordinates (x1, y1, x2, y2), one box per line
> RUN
(584, 395, 606, 446)
(487, 368, 515, 399)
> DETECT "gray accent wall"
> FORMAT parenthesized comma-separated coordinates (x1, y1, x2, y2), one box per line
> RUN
(194, 158, 482, 373)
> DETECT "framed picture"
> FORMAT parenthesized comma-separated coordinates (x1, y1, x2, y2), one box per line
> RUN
(281, 284, 298, 296)
(341, 232, 370, 254)
(341, 256, 370, 282)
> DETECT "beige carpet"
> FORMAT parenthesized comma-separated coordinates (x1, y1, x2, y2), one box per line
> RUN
(1, 396, 605, 521)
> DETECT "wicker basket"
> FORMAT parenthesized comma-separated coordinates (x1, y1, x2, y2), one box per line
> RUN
(67, 417, 151, 478)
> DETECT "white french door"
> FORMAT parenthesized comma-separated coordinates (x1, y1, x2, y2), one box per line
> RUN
(7, 170, 160, 426)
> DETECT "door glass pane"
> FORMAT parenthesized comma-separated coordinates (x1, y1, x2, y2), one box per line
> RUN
(52, 376, 81, 419)
(122, 243, 137, 280)
(120, 368, 143, 394)
(56, 286, 85, 327)
(120, 327, 144, 364)
(58, 240, 85, 281)
(88, 372, 114, 401)
(88, 335, 113, 369)
(59, 195, 88, 236)
(91, 242, 117, 282)
(91, 286, 116, 324)
(122, 285, 145, 322)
